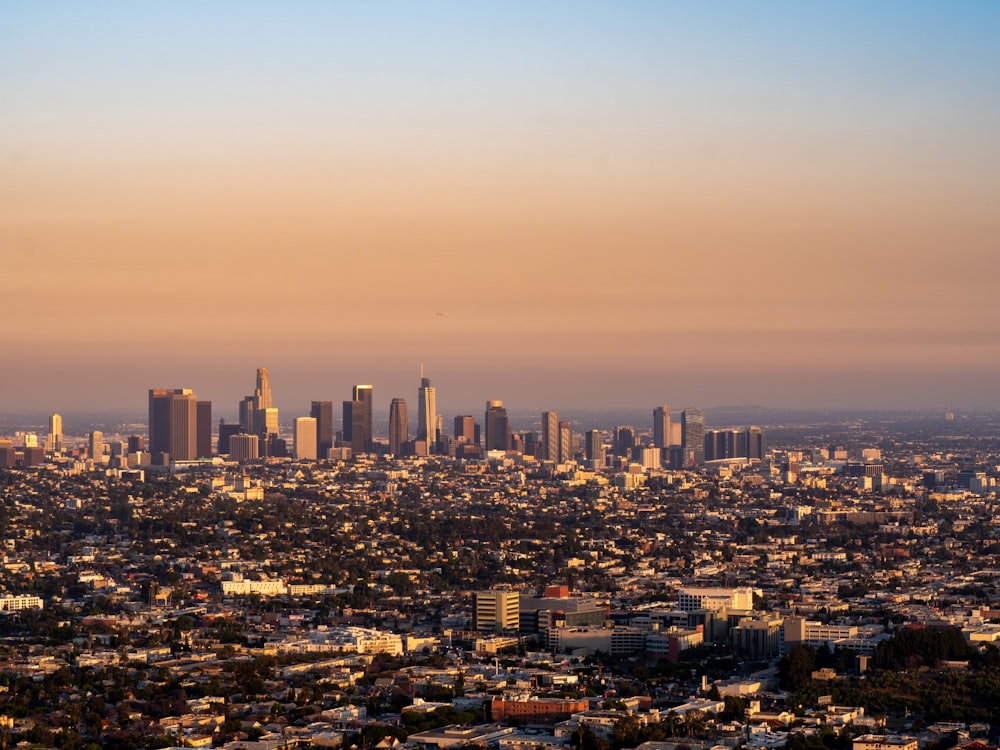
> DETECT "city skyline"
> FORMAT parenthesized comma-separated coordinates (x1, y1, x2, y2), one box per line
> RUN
(3, 2, 1000, 412)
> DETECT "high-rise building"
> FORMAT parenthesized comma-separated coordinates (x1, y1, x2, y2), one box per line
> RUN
(746, 426, 765, 460)
(417, 377, 437, 453)
(454, 415, 476, 444)
(217, 420, 240, 455)
(484, 400, 510, 452)
(230, 434, 259, 462)
(45, 413, 63, 453)
(310, 401, 334, 459)
(149, 388, 198, 463)
(293, 417, 317, 461)
(681, 407, 705, 467)
(559, 421, 573, 463)
(614, 426, 636, 458)
(345, 385, 373, 454)
(473, 590, 520, 632)
(255, 367, 272, 409)
(239, 395, 256, 435)
(653, 406, 671, 449)
(541, 411, 560, 462)
(389, 398, 408, 456)
(196, 400, 212, 458)
(89, 430, 104, 463)
(585, 429, 604, 466)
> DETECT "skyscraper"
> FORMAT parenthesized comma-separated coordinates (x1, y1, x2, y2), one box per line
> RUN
(746, 426, 765, 460)
(417, 376, 437, 454)
(310, 401, 334, 459)
(255, 367, 272, 409)
(293, 417, 317, 461)
(585, 429, 604, 467)
(653, 406, 671, 449)
(389, 398, 408, 456)
(541, 411, 560, 462)
(681, 407, 705, 467)
(89, 430, 104, 463)
(196, 400, 212, 458)
(45, 413, 63, 453)
(614, 426, 636, 458)
(559, 420, 573, 463)
(453, 415, 476, 444)
(485, 400, 510, 452)
(345, 385, 373, 454)
(149, 388, 198, 463)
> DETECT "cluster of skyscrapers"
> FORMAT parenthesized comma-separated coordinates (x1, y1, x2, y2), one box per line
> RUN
(132, 368, 765, 470)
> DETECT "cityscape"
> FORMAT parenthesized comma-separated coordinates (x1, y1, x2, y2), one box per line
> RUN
(4, 4, 1000, 750)
(2, 367, 1000, 750)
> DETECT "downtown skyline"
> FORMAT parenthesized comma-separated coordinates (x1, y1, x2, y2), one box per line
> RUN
(3, 2, 1000, 413)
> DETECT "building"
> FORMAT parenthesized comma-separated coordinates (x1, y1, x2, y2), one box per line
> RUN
(310, 400, 334, 459)
(853, 737, 917, 750)
(217, 420, 240, 455)
(45, 413, 63, 453)
(196, 400, 212, 458)
(614, 426, 635, 458)
(0, 595, 43, 612)
(89, 430, 105, 463)
(389, 398, 408, 456)
(559, 421, 573, 463)
(732, 614, 784, 659)
(542, 411, 560, 462)
(293, 417, 318, 461)
(681, 408, 705, 467)
(585, 430, 604, 468)
(485, 401, 510, 452)
(454, 415, 476, 444)
(474, 590, 520, 632)
(229, 434, 260, 462)
(491, 696, 589, 724)
(149, 388, 198, 464)
(677, 586, 759, 612)
(653, 406, 670, 450)
(344, 385, 373, 455)
(417, 376, 437, 453)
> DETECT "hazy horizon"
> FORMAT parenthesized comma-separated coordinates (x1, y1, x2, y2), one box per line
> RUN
(3, 2, 999, 413)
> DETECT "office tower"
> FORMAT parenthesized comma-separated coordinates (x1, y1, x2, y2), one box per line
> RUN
(344, 385, 373, 454)
(473, 590, 520, 632)
(293, 417, 318, 460)
(254, 367, 272, 409)
(541, 411, 560, 462)
(45, 413, 63, 453)
(746, 426, 765, 460)
(454, 415, 476, 444)
(23, 433, 38, 449)
(417, 377, 437, 454)
(310, 401, 334, 459)
(127, 434, 145, 453)
(89, 430, 104, 463)
(217, 420, 240, 455)
(389, 398, 408, 456)
(239, 395, 256, 434)
(484, 400, 510, 452)
(681, 407, 705, 467)
(196, 400, 212, 458)
(614, 426, 636, 457)
(149, 388, 198, 463)
(559, 421, 573, 463)
(261, 407, 279, 437)
(585, 429, 604, 466)
(230, 433, 259, 462)
(653, 406, 671, 449)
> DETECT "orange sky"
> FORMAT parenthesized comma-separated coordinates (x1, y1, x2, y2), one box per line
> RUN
(2, 2, 999, 413)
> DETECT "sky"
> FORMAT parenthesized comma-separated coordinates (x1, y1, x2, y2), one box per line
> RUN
(2, 1, 1000, 418)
